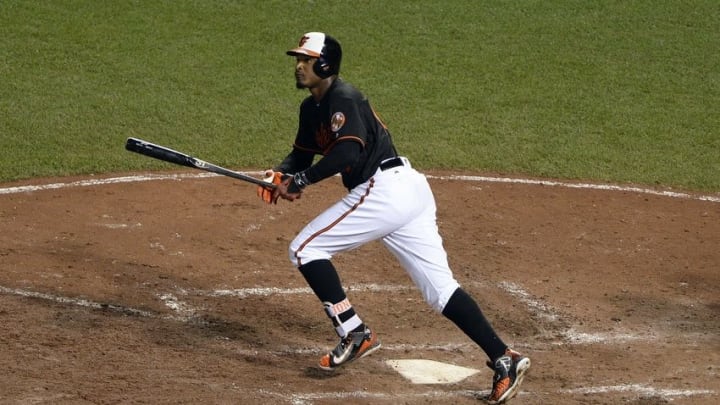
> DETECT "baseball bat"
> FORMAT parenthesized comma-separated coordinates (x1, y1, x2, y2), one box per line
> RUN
(125, 137, 274, 189)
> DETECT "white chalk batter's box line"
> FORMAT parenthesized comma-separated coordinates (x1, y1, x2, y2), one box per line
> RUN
(257, 384, 717, 404)
(1, 282, 717, 403)
(1, 171, 719, 203)
(0, 281, 708, 348)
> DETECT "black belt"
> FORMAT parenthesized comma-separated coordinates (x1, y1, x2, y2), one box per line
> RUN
(380, 157, 404, 171)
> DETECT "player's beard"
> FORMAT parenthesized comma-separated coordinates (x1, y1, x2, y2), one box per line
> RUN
(295, 74, 310, 89)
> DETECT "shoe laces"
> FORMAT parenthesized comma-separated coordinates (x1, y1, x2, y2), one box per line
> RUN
(486, 349, 523, 369)
(333, 329, 365, 355)
(493, 356, 512, 380)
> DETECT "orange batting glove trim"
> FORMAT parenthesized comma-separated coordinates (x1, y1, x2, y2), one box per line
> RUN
(256, 170, 284, 204)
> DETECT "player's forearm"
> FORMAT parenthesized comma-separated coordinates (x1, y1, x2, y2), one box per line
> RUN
(274, 148, 314, 174)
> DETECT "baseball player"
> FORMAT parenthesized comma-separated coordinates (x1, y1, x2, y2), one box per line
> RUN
(257, 32, 530, 404)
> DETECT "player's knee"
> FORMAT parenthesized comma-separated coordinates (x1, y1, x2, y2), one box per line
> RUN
(290, 248, 332, 266)
(287, 241, 305, 265)
(287, 244, 296, 265)
(422, 282, 460, 313)
(288, 239, 331, 266)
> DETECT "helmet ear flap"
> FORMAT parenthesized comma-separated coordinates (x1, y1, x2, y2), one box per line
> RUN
(313, 35, 341, 78)
(313, 55, 333, 78)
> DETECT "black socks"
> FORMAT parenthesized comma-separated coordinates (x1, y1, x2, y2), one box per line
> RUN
(442, 287, 507, 361)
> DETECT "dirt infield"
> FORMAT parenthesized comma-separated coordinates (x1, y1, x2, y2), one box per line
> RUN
(1, 171, 718, 404)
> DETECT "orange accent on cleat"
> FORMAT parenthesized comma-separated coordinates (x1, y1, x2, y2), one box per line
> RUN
(318, 327, 381, 371)
(486, 348, 531, 404)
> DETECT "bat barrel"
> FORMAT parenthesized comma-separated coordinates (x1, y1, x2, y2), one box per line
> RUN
(125, 137, 273, 189)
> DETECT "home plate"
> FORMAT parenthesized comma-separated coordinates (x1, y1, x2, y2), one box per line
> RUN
(385, 359, 481, 384)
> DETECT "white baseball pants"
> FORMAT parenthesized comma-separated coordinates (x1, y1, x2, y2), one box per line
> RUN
(289, 158, 460, 312)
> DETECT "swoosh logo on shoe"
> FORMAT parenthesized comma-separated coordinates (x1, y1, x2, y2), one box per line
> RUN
(331, 346, 353, 365)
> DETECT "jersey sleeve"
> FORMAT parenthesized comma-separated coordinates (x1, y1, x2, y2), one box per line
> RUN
(328, 94, 367, 147)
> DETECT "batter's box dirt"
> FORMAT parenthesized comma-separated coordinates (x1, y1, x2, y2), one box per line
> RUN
(1, 171, 718, 404)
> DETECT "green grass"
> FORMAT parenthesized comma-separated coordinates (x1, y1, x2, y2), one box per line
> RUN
(1, 1, 718, 191)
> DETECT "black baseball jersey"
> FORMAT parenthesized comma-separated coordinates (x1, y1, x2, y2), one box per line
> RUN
(288, 79, 397, 190)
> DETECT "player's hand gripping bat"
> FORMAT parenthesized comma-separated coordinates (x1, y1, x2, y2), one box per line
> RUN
(125, 137, 275, 189)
